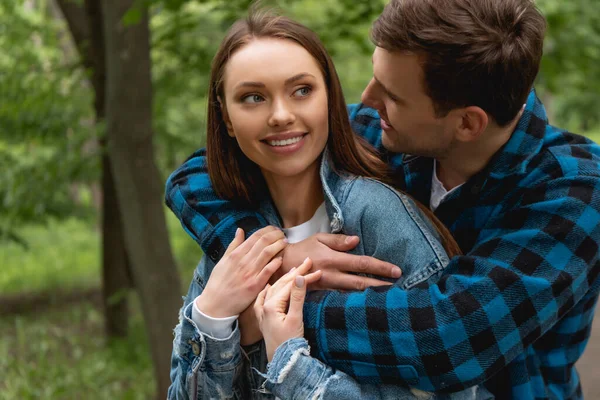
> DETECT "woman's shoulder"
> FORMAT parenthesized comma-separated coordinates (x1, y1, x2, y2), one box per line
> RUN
(342, 176, 416, 218)
(342, 176, 446, 253)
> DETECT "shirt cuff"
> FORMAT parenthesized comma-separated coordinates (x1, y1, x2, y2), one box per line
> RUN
(192, 295, 238, 339)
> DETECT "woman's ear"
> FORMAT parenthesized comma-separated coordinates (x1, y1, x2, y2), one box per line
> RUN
(218, 96, 235, 137)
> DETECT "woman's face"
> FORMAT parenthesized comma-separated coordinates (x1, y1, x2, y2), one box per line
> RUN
(221, 38, 329, 182)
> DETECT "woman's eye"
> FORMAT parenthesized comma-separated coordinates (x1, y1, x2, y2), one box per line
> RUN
(242, 94, 264, 104)
(294, 87, 312, 97)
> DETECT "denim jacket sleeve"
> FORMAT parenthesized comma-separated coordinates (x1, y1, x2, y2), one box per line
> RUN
(264, 338, 485, 400)
(342, 177, 450, 289)
(168, 258, 249, 399)
(262, 338, 388, 399)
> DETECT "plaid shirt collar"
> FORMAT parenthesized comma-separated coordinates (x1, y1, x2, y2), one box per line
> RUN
(400, 90, 547, 208)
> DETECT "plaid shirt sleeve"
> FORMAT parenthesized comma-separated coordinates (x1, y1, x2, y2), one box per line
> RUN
(164, 148, 267, 262)
(303, 173, 600, 392)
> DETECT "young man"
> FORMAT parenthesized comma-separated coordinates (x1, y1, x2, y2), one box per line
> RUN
(166, 0, 600, 398)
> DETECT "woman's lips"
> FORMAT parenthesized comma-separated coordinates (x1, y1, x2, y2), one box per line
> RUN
(262, 134, 307, 155)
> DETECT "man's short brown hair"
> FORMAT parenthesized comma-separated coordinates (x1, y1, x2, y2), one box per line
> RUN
(371, 0, 546, 126)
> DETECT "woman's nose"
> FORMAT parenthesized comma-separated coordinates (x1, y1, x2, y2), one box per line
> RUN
(268, 99, 296, 127)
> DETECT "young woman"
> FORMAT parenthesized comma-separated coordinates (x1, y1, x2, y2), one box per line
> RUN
(168, 9, 492, 400)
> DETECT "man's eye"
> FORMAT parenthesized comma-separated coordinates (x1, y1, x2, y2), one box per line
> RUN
(293, 87, 312, 97)
(242, 94, 264, 104)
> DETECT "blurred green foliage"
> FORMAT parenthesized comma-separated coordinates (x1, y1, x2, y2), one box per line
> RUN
(1, 0, 599, 398)
(3, 0, 597, 244)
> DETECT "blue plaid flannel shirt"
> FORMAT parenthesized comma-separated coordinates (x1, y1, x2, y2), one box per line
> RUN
(165, 90, 600, 399)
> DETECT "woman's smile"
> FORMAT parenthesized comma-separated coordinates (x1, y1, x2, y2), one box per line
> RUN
(262, 131, 309, 154)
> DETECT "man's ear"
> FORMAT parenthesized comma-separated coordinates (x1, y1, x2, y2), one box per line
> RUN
(455, 106, 488, 143)
(218, 96, 235, 137)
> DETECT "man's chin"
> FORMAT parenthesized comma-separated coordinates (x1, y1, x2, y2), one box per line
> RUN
(381, 130, 403, 153)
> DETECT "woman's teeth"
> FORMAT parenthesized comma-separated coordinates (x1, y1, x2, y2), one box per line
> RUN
(267, 136, 303, 147)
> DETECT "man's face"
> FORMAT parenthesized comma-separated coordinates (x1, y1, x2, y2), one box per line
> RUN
(361, 47, 458, 158)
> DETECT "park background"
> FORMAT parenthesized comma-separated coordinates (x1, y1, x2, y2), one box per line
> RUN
(1, 0, 599, 399)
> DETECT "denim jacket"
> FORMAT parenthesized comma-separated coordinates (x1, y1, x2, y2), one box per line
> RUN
(168, 150, 493, 400)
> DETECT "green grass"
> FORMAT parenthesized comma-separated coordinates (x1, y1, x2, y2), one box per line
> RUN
(0, 209, 203, 399)
(0, 298, 154, 399)
(0, 209, 203, 296)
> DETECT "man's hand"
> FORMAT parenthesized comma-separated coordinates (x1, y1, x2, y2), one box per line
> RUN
(280, 233, 401, 291)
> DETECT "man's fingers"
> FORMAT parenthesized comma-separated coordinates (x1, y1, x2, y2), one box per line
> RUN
(316, 233, 360, 251)
(318, 271, 393, 292)
(336, 253, 401, 279)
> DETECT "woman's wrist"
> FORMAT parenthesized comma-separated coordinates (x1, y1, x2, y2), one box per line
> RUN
(195, 292, 232, 318)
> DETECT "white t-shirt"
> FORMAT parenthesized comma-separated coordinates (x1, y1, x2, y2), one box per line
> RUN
(192, 202, 331, 339)
(430, 160, 463, 211)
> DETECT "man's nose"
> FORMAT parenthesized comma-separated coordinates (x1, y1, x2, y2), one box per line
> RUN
(361, 78, 383, 109)
(268, 99, 296, 127)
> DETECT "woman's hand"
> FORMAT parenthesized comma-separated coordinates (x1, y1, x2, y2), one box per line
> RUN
(196, 226, 287, 318)
(239, 259, 323, 346)
(255, 258, 321, 361)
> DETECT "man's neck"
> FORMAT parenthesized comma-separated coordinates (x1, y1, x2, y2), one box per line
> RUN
(436, 118, 519, 191)
(262, 162, 324, 229)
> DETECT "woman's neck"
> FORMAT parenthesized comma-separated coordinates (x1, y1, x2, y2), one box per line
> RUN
(262, 162, 324, 228)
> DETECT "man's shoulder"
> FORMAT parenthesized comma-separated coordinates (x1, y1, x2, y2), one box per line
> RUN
(542, 127, 600, 178)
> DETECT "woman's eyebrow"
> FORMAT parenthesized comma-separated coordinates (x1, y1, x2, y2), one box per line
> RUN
(235, 81, 265, 89)
(284, 73, 315, 85)
(234, 73, 316, 90)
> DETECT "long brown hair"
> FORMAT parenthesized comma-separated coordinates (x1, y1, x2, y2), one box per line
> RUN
(206, 8, 461, 257)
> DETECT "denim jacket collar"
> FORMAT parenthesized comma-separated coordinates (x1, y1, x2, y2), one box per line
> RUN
(259, 147, 354, 234)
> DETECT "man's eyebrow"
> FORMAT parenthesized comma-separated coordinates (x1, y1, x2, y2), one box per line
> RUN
(234, 73, 315, 90)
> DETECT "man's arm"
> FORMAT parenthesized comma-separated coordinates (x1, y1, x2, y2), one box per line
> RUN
(165, 148, 401, 285)
(303, 175, 600, 392)
(165, 148, 268, 262)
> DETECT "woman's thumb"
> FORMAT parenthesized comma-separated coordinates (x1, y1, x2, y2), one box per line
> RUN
(288, 275, 307, 318)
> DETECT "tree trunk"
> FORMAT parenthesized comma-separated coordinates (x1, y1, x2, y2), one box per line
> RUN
(55, 0, 132, 338)
(101, 1, 182, 397)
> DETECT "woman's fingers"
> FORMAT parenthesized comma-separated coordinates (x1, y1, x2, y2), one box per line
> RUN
(265, 258, 313, 301)
(244, 229, 286, 262)
(256, 256, 284, 287)
(253, 238, 287, 270)
(254, 284, 269, 317)
(287, 276, 307, 321)
(303, 269, 323, 286)
(223, 228, 245, 257)
(271, 258, 312, 290)
(236, 226, 281, 254)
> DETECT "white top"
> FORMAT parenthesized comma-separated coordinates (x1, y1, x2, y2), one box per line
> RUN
(282, 202, 330, 244)
(192, 202, 331, 339)
(430, 160, 463, 211)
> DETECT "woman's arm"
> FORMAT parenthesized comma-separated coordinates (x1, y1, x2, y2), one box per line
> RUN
(168, 227, 287, 399)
